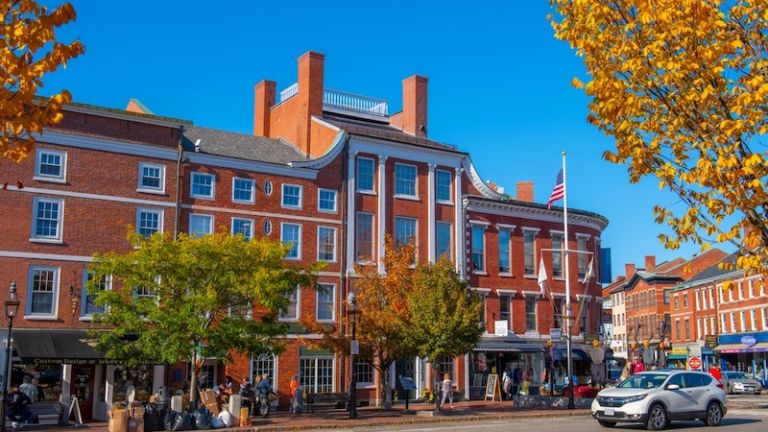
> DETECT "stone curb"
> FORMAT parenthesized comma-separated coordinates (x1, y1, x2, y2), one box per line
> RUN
(239, 409, 591, 432)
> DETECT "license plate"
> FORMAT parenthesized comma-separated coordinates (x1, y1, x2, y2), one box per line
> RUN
(604, 409, 615, 416)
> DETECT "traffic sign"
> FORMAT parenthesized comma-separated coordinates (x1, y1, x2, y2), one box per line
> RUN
(688, 356, 702, 370)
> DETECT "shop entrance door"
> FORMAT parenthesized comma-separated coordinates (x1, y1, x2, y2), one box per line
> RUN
(71, 365, 95, 421)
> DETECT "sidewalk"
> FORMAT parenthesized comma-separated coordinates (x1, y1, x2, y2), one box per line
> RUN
(20, 400, 591, 432)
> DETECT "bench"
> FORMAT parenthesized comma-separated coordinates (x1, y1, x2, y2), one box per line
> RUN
(305, 393, 348, 412)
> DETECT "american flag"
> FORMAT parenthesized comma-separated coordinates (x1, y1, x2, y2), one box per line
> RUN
(547, 169, 565, 209)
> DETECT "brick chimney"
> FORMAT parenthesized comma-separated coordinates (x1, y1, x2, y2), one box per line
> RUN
(645, 255, 656, 272)
(297, 51, 325, 155)
(402, 75, 428, 137)
(516, 181, 534, 202)
(253, 80, 276, 137)
(625, 263, 636, 278)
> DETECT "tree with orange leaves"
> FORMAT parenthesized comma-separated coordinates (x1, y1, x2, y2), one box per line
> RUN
(1, 1, 84, 162)
(550, 0, 768, 278)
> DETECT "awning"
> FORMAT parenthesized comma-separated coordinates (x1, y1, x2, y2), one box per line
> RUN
(474, 342, 543, 353)
(666, 354, 687, 360)
(554, 348, 589, 361)
(13, 329, 110, 365)
(746, 342, 768, 353)
(714, 343, 750, 353)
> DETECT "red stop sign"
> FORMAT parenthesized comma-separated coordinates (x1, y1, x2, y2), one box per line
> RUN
(688, 356, 702, 370)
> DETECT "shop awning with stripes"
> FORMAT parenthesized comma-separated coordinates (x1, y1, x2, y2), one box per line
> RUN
(714, 343, 750, 353)
(473, 342, 544, 353)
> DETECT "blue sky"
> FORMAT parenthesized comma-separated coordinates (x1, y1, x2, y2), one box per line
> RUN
(43, 0, 729, 279)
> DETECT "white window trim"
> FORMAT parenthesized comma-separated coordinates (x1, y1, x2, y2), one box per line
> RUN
(281, 184, 303, 210)
(317, 188, 338, 213)
(436, 221, 453, 261)
(522, 227, 540, 278)
(356, 156, 375, 193)
(137, 162, 166, 194)
(279, 286, 301, 322)
(470, 223, 487, 275)
(189, 213, 214, 237)
(231, 217, 255, 240)
(25, 265, 60, 319)
(550, 230, 565, 281)
(316, 226, 337, 263)
(232, 177, 256, 204)
(497, 225, 513, 276)
(33, 148, 67, 183)
(281, 222, 302, 260)
(190, 172, 216, 199)
(435, 169, 453, 204)
(30, 196, 64, 244)
(81, 272, 112, 320)
(316, 283, 336, 322)
(263, 180, 274, 196)
(393, 162, 418, 198)
(524, 293, 538, 334)
(136, 208, 164, 236)
(355, 212, 375, 264)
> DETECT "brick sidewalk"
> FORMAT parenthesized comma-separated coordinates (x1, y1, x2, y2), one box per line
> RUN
(17, 400, 591, 432)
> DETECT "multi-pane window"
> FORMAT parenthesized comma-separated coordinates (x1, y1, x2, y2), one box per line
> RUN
(675, 320, 681, 340)
(137, 209, 162, 237)
(232, 218, 254, 240)
(281, 223, 301, 259)
(281, 184, 303, 209)
(523, 229, 536, 276)
(32, 197, 63, 241)
(436, 170, 452, 202)
(263, 181, 273, 196)
(232, 178, 255, 203)
(191, 172, 215, 198)
(318, 189, 337, 212)
(499, 294, 511, 329)
(525, 296, 537, 332)
(84, 272, 110, 317)
(577, 235, 588, 278)
(684, 319, 690, 339)
(353, 360, 373, 385)
(437, 358, 454, 378)
(580, 301, 588, 333)
(189, 214, 213, 237)
(394, 217, 417, 248)
(317, 227, 337, 262)
(35, 149, 66, 181)
(471, 225, 485, 272)
(355, 213, 374, 261)
(436, 221, 452, 260)
(28, 267, 58, 316)
(498, 228, 511, 274)
(250, 353, 276, 388)
(357, 157, 374, 192)
(280, 286, 299, 320)
(138, 163, 164, 192)
(134, 285, 155, 299)
(395, 163, 417, 196)
(551, 232, 564, 278)
(683, 294, 688, 308)
(316, 283, 335, 321)
(300, 357, 334, 393)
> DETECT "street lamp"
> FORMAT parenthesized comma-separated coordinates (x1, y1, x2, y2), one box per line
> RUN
(347, 293, 361, 419)
(1, 281, 20, 429)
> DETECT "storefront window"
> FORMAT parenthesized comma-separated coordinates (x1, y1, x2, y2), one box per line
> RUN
(113, 365, 153, 403)
(22, 364, 61, 402)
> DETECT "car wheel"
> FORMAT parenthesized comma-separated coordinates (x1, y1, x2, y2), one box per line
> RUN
(705, 401, 723, 426)
(646, 403, 668, 430)
(597, 420, 616, 428)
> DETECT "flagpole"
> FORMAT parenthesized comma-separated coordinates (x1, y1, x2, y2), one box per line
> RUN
(562, 151, 575, 410)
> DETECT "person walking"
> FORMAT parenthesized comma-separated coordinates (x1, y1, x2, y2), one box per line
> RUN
(289, 375, 300, 413)
(502, 368, 513, 400)
(19, 376, 37, 404)
(439, 373, 453, 409)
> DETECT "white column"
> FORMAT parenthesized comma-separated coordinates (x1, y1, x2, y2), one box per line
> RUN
(61, 364, 73, 396)
(105, 365, 116, 406)
(454, 167, 464, 278)
(346, 151, 358, 274)
(464, 353, 470, 400)
(152, 365, 165, 393)
(427, 163, 436, 263)
(377, 156, 387, 273)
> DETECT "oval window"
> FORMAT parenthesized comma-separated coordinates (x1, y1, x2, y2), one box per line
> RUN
(263, 220, 272, 235)
(264, 181, 273, 196)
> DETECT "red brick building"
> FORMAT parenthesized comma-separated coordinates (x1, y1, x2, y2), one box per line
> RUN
(0, 52, 608, 418)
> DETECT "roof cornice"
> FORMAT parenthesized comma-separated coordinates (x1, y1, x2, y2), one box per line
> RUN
(465, 196, 609, 232)
(465, 158, 504, 200)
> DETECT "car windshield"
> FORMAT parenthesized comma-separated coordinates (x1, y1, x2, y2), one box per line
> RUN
(726, 372, 746, 379)
(617, 373, 669, 389)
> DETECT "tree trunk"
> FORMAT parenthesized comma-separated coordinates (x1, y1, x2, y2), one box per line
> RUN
(383, 366, 392, 411)
(190, 351, 198, 405)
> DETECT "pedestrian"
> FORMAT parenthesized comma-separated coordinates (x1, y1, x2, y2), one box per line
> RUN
(33, 377, 45, 402)
(19, 376, 37, 403)
(6, 384, 35, 426)
(630, 357, 645, 375)
(620, 361, 631, 381)
(289, 375, 300, 413)
(439, 373, 453, 409)
(125, 380, 136, 404)
(709, 362, 722, 382)
(512, 366, 522, 395)
(502, 368, 512, 400)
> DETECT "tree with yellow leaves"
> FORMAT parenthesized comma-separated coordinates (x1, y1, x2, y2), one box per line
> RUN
(1, 1, 84, 162)
(551, 1, 768, 276)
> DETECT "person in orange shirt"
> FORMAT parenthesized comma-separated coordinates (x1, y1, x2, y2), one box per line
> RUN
(289, 375, 300, 413)
(709, 362, 722, 382)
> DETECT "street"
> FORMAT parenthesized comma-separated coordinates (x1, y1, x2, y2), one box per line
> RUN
(309, 408, 768, 431)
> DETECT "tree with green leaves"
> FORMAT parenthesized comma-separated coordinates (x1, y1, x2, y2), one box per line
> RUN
(88, 231, 318, 404)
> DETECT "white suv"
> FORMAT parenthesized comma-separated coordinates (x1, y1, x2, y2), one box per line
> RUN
(591, 370, 727, 430)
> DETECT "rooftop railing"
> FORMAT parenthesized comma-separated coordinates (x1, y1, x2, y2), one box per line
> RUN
(278, 84, 389, 118)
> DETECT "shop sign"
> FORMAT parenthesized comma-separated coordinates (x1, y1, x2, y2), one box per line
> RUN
(705, 335, 717, 349)
(741, 335, 757, 346)
(550, 328, 562, 342)
(671, 348, 687, 356)
(494, 321, 509, 337)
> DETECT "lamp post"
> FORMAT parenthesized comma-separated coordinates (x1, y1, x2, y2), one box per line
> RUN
(1, 282, 20, 430)
(347, 293, 360, 419)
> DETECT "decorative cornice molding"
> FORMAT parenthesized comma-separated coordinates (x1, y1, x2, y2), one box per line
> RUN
(466, 197, 608, 232)
(289, 128, 347, 169)
(464, 158, 504, 200)
(37, 130, 178, 160)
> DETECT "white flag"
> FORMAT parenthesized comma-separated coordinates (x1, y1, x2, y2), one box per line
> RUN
(581, 256, 595, 284)
(538, 256, 548, 298)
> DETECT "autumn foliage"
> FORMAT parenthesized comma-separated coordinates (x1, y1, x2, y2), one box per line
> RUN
(551, 0, 768, 275)
(1, 1, 84, 162)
